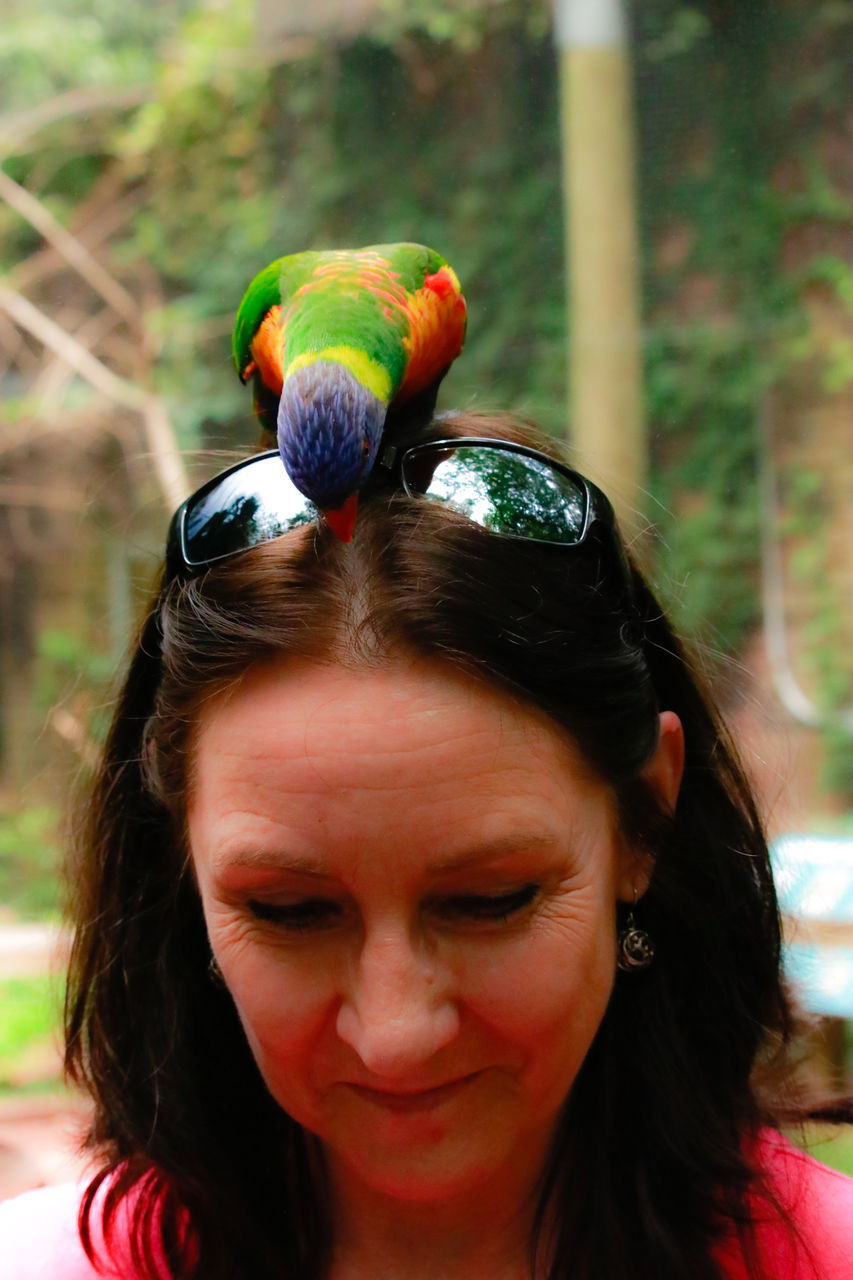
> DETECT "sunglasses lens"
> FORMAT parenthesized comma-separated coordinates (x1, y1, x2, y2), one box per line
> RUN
(183, 455, 315, 566)
(404, 445, 588, 544)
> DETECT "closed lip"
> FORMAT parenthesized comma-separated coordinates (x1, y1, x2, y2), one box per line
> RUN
(345, 1072, 480, 1112)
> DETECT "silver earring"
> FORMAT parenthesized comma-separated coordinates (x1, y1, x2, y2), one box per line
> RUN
(208, 952, 225, 985)
(617, 895, 654, 972)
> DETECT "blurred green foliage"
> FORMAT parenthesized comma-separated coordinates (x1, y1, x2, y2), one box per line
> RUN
(801, 1125, 853, 1178)
(0, 808, 62, 919)
(0, 974, 63, 1092)
(1, 1, 167, 108)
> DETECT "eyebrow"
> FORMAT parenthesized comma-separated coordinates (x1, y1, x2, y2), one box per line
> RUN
(210, 832, 562, 878)
(210, 850, 331, 877)
(427, 832, 561, 873)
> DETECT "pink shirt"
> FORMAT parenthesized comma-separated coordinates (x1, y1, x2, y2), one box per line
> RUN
(1, 1132, 851, 1278)
(714, 1131, 853, 1278)
(0, 1177, 171, 1280)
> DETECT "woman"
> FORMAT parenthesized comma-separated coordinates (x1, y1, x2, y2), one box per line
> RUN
(2, 411, 852, 1279)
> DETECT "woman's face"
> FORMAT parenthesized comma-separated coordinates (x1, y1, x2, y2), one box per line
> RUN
(187, 656, 658, 1208)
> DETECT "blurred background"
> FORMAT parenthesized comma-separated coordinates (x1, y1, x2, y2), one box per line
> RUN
(1, 0, 852, 1193)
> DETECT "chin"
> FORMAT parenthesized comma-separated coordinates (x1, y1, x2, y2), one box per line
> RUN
(331, 1140, 501, 1204)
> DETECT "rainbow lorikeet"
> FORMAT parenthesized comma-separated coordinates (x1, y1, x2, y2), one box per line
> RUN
(232, 242, 467, 540)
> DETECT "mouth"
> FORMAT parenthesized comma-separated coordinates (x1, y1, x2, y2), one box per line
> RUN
(345, 1072, 480, 1113)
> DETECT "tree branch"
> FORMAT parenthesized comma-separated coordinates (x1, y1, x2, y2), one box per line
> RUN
(0, 85, 151, 152)
(13, 190, 143, 293)
(49, 707, 100, 771)
(32, 307, 122, 412)
(759, 396, 853, 733)
(0, 482, 85, 510)
(0, 282, 188, 510)
(0, 306, 32, 377)
(0, 410, 134, 458)
(0, 168, 141, 331)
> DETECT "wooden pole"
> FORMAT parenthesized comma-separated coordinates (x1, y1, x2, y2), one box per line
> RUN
(555, 0, 645, 527)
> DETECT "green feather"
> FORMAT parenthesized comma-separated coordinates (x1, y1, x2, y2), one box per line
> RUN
(231, 257, 285, 376)
(234, 242, 456, 400)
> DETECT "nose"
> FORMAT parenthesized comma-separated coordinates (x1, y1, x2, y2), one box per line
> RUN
(336, 925, 460, 1078)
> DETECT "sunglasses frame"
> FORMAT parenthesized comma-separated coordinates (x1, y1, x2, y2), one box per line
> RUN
(167, 449, 315, 574)
(167, 437, 630, 592)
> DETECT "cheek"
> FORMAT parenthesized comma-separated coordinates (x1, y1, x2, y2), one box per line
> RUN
(463, 901, 618, 1087)
(205, 911, 337, 1094)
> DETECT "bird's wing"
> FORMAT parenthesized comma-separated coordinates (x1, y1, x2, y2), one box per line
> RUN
(394, 261, 467, 403)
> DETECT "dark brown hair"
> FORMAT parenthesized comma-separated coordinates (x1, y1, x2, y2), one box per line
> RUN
(64, 412, 841, 1280)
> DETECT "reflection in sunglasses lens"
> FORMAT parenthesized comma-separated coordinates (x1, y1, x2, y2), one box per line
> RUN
(185, 456, 315, 564)
(416, 447, 587, 544)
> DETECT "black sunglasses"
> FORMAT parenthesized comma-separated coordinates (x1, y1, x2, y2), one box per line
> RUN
(166, 437, 630, 589)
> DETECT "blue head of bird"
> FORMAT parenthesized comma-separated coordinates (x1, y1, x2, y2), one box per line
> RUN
(276, 363, 385, 541)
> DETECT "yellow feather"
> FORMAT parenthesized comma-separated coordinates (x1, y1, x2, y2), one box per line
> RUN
(284, 346, 393, 404)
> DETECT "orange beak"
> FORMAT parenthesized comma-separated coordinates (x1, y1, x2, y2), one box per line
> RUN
(322, 492, 359, 543)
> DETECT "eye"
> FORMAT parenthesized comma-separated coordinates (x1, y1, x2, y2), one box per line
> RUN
(248, 898, 343, 933)
(437, 883, 540, 924)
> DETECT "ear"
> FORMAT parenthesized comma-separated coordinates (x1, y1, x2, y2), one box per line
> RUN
(643, 710, 684, 817)
(617, 711, 684, 902)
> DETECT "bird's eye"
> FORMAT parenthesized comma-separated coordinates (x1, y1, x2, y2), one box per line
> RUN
(362, 438, 370, 459)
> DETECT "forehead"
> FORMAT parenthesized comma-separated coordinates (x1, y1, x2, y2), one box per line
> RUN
(186, 657, 618, 863)
(191, 654, 592, 787)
